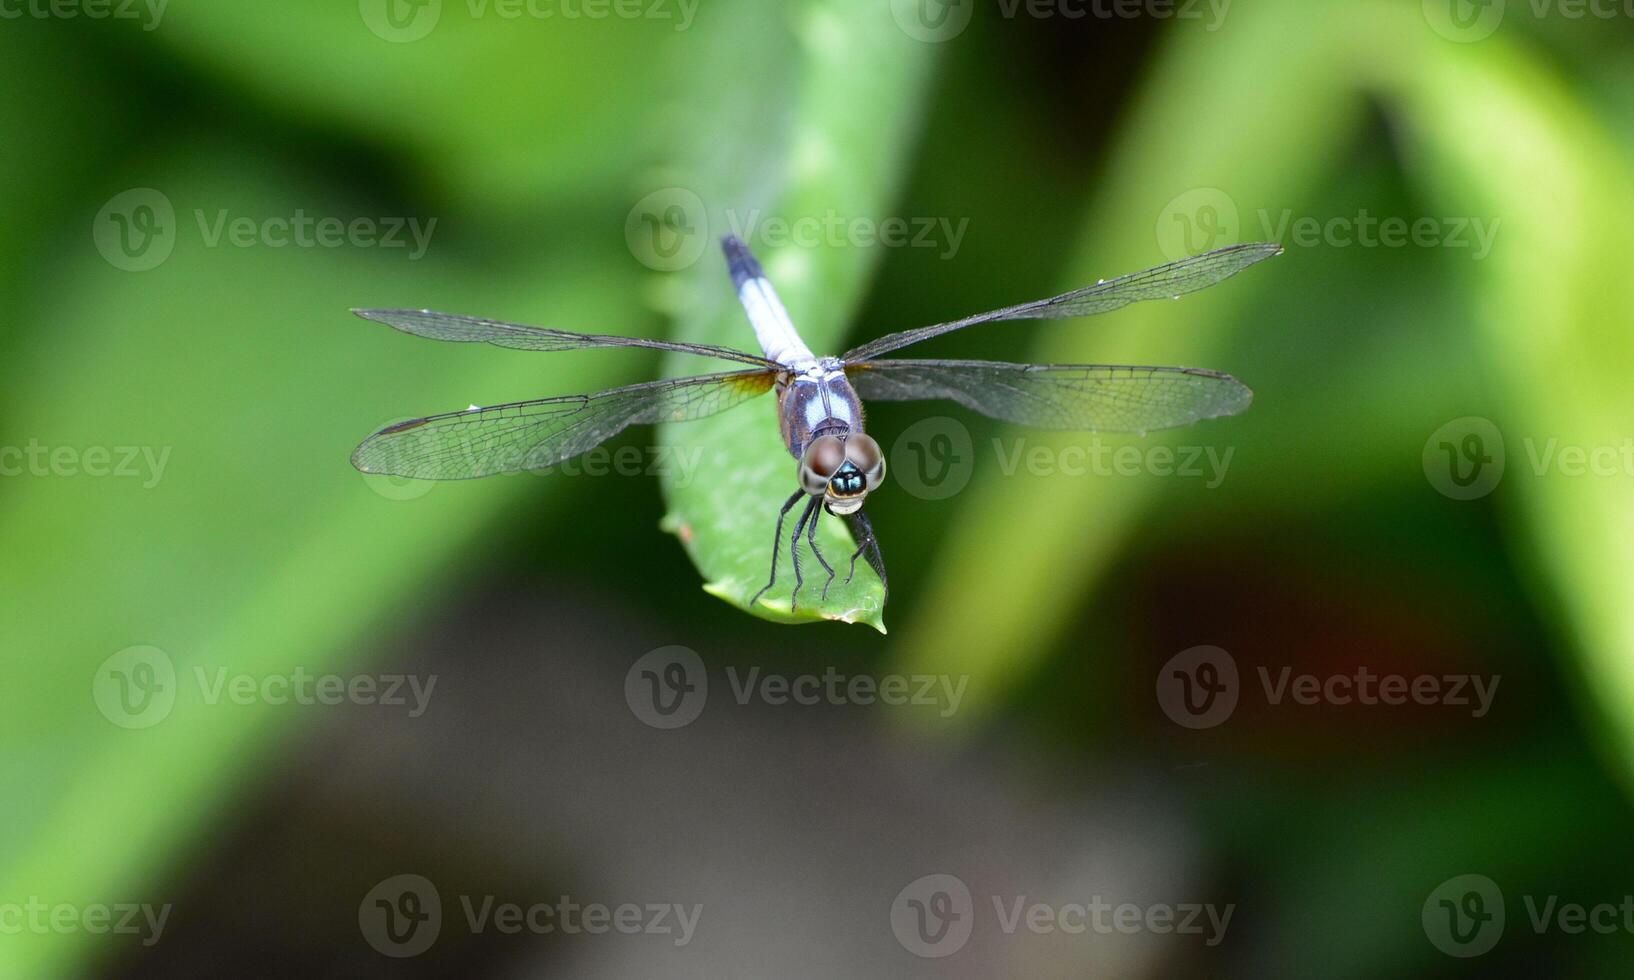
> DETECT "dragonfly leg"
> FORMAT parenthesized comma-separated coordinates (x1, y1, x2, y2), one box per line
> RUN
(751, 489, 806, 609)
(808, 508, 836, 601)
(789, 496, 818, 612)
(843, 508, 889, 604)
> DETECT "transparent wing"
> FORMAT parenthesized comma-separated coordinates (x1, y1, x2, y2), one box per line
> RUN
(842, 243, 1281, 362)
(847, 359, 1251, 433)
(353, 370, 777, 479)
(354, 308, 781, 369)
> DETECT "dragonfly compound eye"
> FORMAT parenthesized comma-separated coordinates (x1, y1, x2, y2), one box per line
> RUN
(844, 433, 886, 491)
(799, 434, 847, 495)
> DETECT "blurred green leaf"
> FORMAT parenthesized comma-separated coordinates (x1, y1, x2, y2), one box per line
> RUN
(0, 148, 646, 977)
(148, 0, 678, 210)
(889, 0, 1366, 713)
(1354, 3, 1634, 791)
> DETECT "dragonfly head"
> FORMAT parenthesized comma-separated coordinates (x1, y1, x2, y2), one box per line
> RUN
(800, 433, 885, 515)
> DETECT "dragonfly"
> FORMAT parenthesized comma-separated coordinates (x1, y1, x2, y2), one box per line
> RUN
(352, 235, 1281, 613)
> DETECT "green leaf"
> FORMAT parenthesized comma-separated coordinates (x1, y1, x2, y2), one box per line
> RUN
(0, 148, 647, 978)
(146, 0, 675, 211)
(1353, 6, 1634, 791)
(655, 0, 937, 631)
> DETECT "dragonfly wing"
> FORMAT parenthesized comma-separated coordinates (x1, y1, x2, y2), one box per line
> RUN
(353, 369, 777, 479)
(842, 243, 1281, 362)
(354, 309, 781, 369)
(846, 359, 1251, 433)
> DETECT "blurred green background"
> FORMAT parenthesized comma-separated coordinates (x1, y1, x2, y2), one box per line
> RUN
(6, 0, 1634, 975)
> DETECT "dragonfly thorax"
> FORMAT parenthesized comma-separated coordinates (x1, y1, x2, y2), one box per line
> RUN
(778, 361, 865, 460)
